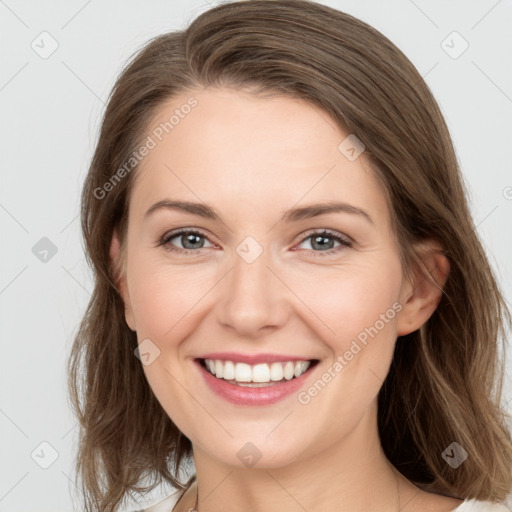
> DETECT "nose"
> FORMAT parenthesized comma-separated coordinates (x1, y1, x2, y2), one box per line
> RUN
(215, 241, 288, 337)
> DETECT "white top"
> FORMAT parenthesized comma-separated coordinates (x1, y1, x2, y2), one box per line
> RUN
(133, 489, 512, 512)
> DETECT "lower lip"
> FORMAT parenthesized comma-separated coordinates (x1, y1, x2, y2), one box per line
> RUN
(195, 359, 318, 406)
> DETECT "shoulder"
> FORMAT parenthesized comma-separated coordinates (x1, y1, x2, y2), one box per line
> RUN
(452, 499, 511, 512)
(128, 492, 511, 512)
(129, 488, 186, 512)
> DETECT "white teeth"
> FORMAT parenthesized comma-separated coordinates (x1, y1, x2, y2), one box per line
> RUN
(252, 363, 270, 383)
(270, 362, 284, 381)
(203, 358, 313, 383)
(235, 363, 252, 382)
(223, 360, 235, 380)
(215, 359, 224, 379)
(283, 361, 295, 380)
(294, 361, 309, 378)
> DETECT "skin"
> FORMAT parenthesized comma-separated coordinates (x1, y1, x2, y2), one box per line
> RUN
(110, 87, 463, 512)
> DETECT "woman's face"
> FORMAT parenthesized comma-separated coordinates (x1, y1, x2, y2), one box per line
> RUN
(112, 86, 434, 469)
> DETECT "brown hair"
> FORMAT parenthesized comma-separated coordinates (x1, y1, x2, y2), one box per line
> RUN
(67, 1, 512, 510)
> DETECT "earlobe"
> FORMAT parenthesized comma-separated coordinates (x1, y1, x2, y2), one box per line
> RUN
(396, 240, 450, 337)
(109, 232, 137, 332)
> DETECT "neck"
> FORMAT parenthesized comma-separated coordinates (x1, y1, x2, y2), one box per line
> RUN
(183, 402, 419, 512)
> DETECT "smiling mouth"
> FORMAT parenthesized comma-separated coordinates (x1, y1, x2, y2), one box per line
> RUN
(197, 358, 320, 387)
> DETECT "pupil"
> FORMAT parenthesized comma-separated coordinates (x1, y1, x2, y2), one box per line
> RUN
(313, 235, 333, 250)
(183, 233, 203, 249)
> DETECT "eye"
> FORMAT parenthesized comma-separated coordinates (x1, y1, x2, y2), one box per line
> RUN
(158, 229, 215, 254)
(158, 228, 353, 257)
(295, 229, 352, 257)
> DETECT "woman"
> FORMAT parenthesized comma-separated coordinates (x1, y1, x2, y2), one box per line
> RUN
(67, 1, 512, 511)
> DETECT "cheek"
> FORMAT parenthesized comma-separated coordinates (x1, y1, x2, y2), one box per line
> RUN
(127, 250, 404, 351)
(290, 261, 404, 352)
(291, 264, 403, 439)
(127, 256, 214, 339)
(126, 258, 214, 423)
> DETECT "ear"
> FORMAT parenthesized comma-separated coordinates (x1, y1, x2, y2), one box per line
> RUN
(110, 231, 137, 332)
(396, 239, 450, 336)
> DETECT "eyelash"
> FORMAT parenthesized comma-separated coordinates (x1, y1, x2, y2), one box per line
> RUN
(157, 228, 353, 258)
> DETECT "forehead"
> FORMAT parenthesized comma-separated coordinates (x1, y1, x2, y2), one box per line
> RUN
(129, 87, 390, 227)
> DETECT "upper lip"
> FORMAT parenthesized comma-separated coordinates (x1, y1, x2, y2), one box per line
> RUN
(197, 352, 318, 365)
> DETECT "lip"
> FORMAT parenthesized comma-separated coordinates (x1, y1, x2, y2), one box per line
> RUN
(194, 358, 320, 406)
(197, 352, 315, 365)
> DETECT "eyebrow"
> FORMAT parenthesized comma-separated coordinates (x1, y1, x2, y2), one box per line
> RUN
(144, 199, 374, 225)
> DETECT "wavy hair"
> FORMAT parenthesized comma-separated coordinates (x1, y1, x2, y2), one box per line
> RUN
(67, 1, 512, 510)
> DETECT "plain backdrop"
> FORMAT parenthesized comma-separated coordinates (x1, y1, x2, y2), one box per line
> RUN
(1, 1, 511, 511)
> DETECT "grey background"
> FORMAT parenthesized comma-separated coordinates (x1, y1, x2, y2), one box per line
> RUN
(1, 0, 511, 510)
